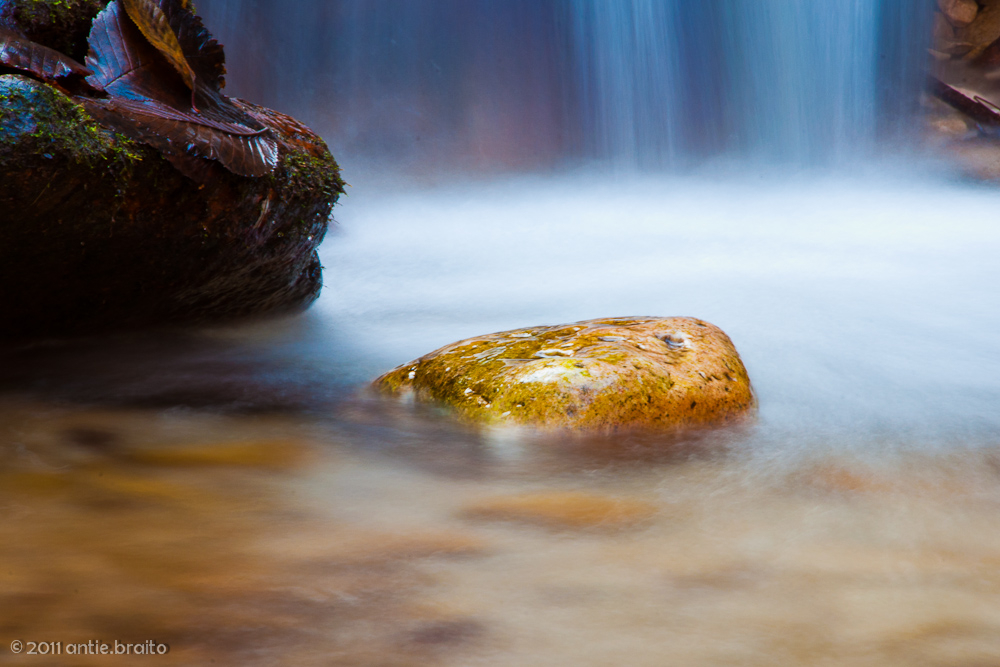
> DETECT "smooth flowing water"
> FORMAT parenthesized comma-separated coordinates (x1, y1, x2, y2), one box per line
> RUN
(6, 1, 1000, 666)
(4, 168, 1000, 665)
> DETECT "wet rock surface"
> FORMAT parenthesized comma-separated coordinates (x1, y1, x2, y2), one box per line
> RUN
(374, 317, 755, 432)
(0, 0, 106, 61)
(0, 0, 344, 339)
(925, 0, 1000, 177)
(939, 0, 979, 29)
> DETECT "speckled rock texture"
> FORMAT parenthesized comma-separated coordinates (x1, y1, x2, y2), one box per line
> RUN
(0, 1, 345, 339)
(374, 317, 756, 432)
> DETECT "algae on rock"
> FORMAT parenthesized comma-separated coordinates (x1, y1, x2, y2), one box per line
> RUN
(374, 317, 756, 433)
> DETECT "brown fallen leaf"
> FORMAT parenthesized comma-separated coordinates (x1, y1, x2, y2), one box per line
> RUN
(159, 0, 227, 91)
(121, 0, 196, 94)
(93, 90, 268, 136)
(86, 1, 194, 110)
(81, 97, 279, 178)
(83, 0, 278, 177)
(0, 27, 91, 81)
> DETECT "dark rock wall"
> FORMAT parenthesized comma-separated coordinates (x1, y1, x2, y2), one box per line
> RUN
(0, 73, 344, 339)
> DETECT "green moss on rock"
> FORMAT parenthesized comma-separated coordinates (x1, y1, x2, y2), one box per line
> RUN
(0, 74, 344, 338)
(0, 74, 142, 166)
(374, 317, 757, 433)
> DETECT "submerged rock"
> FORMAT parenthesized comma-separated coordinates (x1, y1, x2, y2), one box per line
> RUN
(958, 1, 1000, 59)
(462, 491, 659, 531)
(939, 0, 978, 29)
(0, 0, 344, 339)
(374, 317, 755, 432)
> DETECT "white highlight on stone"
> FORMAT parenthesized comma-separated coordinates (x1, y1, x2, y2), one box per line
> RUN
(535, 348, 573, 357)
(519, 364, 581, 384)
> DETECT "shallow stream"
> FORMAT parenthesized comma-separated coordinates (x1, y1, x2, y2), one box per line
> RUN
(3, 168, 1000, 665)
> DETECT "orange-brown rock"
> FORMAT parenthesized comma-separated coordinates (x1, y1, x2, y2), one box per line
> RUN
(939, 0, 978, 28)
(374, 316, 755, 432)
(958, 1, 1000, 58)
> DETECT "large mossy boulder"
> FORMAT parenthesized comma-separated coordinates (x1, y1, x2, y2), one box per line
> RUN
(0, 0, 344, 339)
(374, 317, 756, 433)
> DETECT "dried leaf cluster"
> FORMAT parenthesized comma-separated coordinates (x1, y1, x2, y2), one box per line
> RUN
(1, 0, 278, 178)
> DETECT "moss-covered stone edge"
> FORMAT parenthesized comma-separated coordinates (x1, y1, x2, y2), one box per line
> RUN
(0, 74, 146, 169)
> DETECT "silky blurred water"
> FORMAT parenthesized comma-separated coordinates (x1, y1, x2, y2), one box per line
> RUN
(314, 168, 1000, 456)
(5, 1, 1000, 664)
(6, 166, 998, 456)
(4, 167, 1000, 666)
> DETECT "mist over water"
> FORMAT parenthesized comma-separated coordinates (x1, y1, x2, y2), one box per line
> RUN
(190, 0, 995, 455)
(104, 0, 992, 457)
(316, 170, 1000, 460)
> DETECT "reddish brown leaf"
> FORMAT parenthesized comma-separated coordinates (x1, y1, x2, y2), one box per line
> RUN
(92, 90, 267, 136)
(85, 1, 189, 108)
(82, 1, 277, 177)
(121, 0, 197, 92)
(81, 97, 279, 177)
(157, 0, 227, 90)
(0, 27, 91, 81)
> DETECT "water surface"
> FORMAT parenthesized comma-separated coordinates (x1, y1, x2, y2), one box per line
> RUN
(3, 169, 1000, 665)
